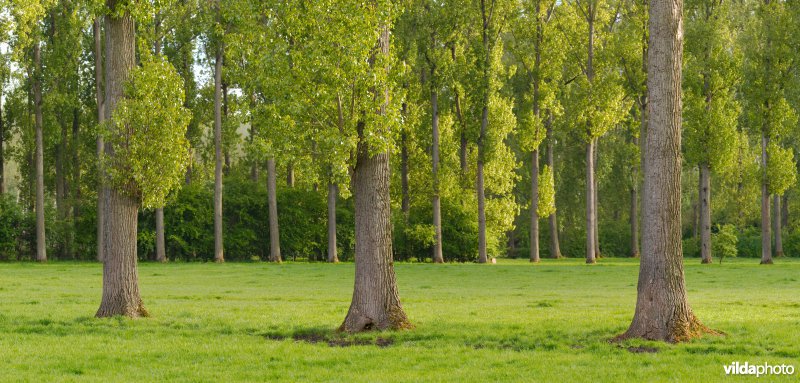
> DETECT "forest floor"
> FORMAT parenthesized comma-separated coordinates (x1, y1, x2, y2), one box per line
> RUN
(0, 257, 798, 382)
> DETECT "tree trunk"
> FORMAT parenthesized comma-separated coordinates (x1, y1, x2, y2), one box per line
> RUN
(286, 163, 294, 187)
(781, 194, 788, 229)
(630, 183, 639, 258)
(585, 140, 596, 264)
(774, 195, 783, 257)
(213, 29, 225, 263)
(431, 85, 444, 264)
(96, 5, 147, 317)
(71, 108, 80, 238)
(593, 145, 601, 259)
(327, 181, 338, 263)
(33, 43, 47, 263)
(760, 132, 772, 264)
(530, 150, 540, 263)
(477, 103, 488, 264)
(97, 189, 147, 317)
(94, 18, 106, 263)
(267, 157, 282, 263)
(546, 120, 562, 258)
(155, 208, 166, 262)
(619, 0, 710, 341)
(699, 163, 712, 263)
(340, 25, 410, 332)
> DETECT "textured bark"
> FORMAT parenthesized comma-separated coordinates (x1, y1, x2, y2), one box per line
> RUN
(97, 189, 147, 317)
(760, 132, 772, 264)
(546, 120, 562, 258)
(585, 140, 596, 264)
(431, 85, 444, 264)
(96, 4, 147, 317)
(619, 0, 711, 342)
(630, 184, 639, 258)
(699, 164, 712, 263)
(33, 43, 47, 263)
(593, 148, 601, 259)
(213, 26, 225, 263)
(327, 182, 339, 263)
(400, 131, 410, 217)
(781, 194, 788, 229)
(155, 208, 166, 262)
(94, 17, 106, 263)
(267, 158, 282, 263)
(774, 195, 783, 257)
(340, 26, 410, 333)
(530, 150, 540, 263)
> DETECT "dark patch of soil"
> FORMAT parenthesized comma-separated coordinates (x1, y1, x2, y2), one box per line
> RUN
(626, 346, 659, 354)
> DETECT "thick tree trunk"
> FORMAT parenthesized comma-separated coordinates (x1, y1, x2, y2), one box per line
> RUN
(33, 43, 47, 263)
(619, 0, 710, 341)
(585, 140, 596, 264)
(530, 150, 540, 263)
(699, 163, 712, 263)
(546, 121, 562, 258)
(213, 33, 225, 263)
(431, 86, 444, 264)
(327, 181, 339, 263)
(267, 157, 282, 263)
(155, 208, 166, 262)
(97, 189, 147, 317)
(96, 5, 147, 317)
(760, 132, 772, 264)
(94, 18, 105, 263)
(341, 26, 410, 332)
(774, 195, 783, 257)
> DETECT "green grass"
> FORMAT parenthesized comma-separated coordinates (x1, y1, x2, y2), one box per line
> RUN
(1, 257, 798, 382)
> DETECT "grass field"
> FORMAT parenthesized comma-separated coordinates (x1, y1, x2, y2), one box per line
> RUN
(0, 258, 798, 382)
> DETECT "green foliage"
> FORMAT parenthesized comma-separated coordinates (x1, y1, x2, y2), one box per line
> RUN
(712, 224, 739, 262)
(767, 142, 797, 195)
(0, 195, 25, 260)
(537, 165, 556, 217)
(394, 199, 479, 262)
(106, 57, 192, 209)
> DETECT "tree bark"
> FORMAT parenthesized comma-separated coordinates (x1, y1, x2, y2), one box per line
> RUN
(267, 157, 282, 263)
(94, 17, 106, 263)
(781, 194, 788, 229)
(340, 25, 410, 332)
(699, 163, 712, 263)
(774, 195, 783, 257)
(0, 85, 4, 195)
(619, 0, 710, 342)
(760, 132, 772, 264)
(327, 181, 339, 263)
(155, 208, 166, 262)
(286, 163, 294, 187)
(593, 146, 601, 259)
(546, 120, 562, 258)
(33, 43, 47, 263)
(585, 140, 596, 264)
(71, 108, 80, 248)
(96, 4, 147, 317)
(213, 21, 225, 263)
(431, 84, 444, 264)
(400, 130, 410, 217)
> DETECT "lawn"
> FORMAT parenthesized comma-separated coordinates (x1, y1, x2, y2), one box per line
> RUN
(0, 258, 798, 382)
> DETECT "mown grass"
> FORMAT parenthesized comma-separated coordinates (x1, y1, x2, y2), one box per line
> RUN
(0, 257, 798, 382)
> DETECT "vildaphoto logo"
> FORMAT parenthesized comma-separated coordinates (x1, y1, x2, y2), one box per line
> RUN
(724, 362, 795, 377)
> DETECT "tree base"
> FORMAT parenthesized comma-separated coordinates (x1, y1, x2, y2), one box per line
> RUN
(586, 258, 596, 264)
(339, 306, 413, 333)
(775, 251, 785, 258)
(530, 258, 540, 263)
(214, 258, 224, 263)
(700, 258, 712, 264)
(96, 301, 149, 318)
(614, 314, 720, 343)
(760, 259, 774, 265)
(550, 254, 564, 259)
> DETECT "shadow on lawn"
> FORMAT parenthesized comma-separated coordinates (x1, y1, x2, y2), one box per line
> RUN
(262, 327, 394, 348)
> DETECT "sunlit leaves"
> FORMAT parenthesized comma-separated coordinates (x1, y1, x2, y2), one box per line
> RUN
(106, 57, 192, 209)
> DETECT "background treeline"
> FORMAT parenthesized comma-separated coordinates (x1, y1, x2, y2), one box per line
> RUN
(0, 0, 799, 263)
